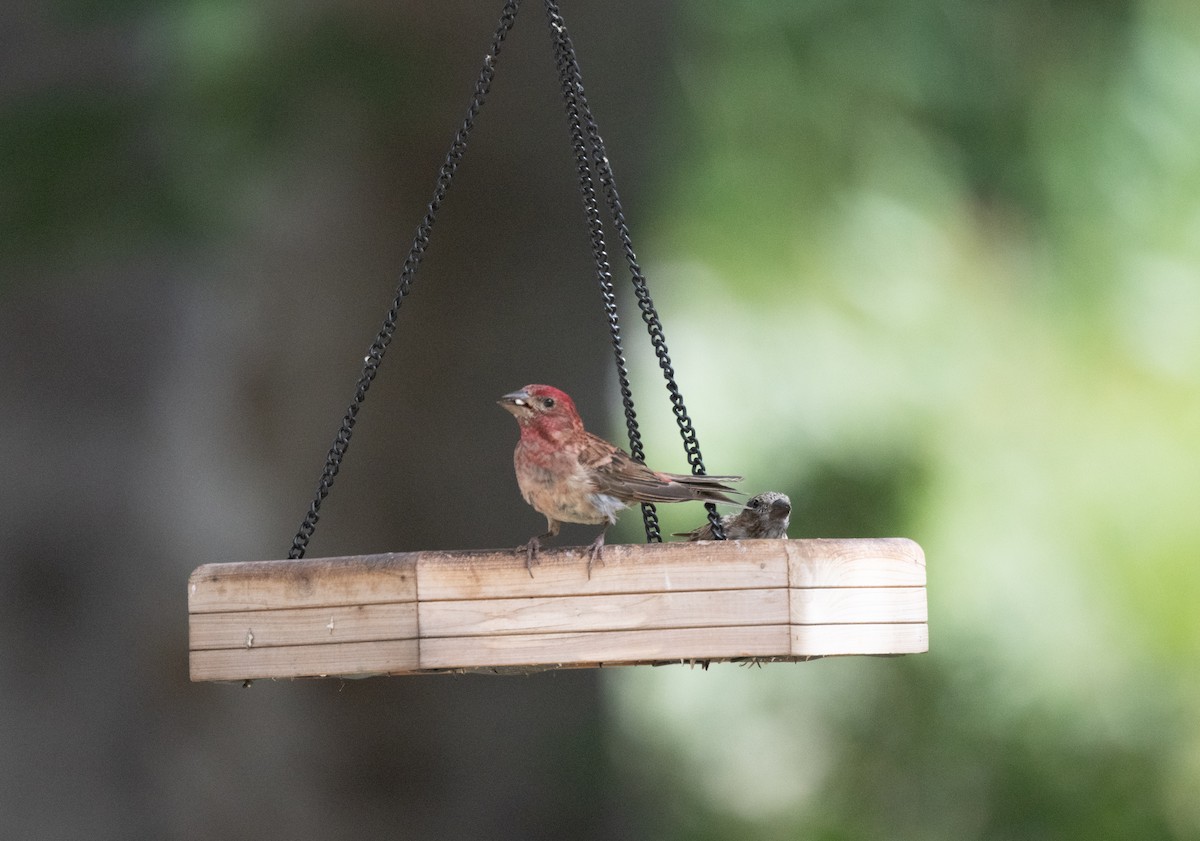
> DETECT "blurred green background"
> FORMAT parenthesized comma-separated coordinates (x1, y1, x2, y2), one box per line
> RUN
(3, 0, 1198, 838)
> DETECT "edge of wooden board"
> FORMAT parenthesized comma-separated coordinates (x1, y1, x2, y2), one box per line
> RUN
(188, 538, 928, 681)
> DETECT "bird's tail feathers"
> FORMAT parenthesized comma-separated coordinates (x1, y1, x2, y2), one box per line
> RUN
(655, 472, 743, 506)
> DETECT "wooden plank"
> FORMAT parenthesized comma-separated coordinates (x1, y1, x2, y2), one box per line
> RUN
(187, 539, 929, 680)
(189, 639, 420, 681)
(789, 587, 928, 625)
(415, 540, 789, 601)
(791, 623, 928, 657)
(419, 625, 792, 670)
(189, 553, 416, 613)
(419, 588, 788, 638)
(189, 602, 418, 651)
(786, 538, 925, 588)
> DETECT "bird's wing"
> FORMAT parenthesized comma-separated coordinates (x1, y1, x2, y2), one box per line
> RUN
(579, 433, 742, 504)
(577, 435, 675, 498)
(671, 522, 716, 541)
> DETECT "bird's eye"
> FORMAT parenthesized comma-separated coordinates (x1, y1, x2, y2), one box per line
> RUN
(542, 397, 555, 409)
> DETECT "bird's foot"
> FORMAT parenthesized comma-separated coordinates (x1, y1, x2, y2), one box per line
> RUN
(586, 533, 606, 580)
(522, 537, 541, 578)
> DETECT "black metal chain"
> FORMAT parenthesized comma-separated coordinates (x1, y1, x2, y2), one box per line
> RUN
(287, 0, 522, 560)
(288, 0, 727, 557)
(543, 0, 727, 540)
(542, 2, 661, 541)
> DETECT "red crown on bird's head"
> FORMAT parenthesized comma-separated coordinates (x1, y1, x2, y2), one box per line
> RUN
(521, 384, 575, 413)
(498, 384, 584, 434)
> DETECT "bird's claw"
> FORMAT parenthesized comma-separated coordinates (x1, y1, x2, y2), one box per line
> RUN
(585, 535, 605, 580)
(522, 537, 541, 578)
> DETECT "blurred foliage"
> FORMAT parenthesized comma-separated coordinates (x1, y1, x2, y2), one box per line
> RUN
(611, 0, 1200, 838)
(1, 2, 423, 274)
(5, 0, 1199, 837)
(614, 655, 1188, 841)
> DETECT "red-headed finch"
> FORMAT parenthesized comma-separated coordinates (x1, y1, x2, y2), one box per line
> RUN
(674, 491, 791, 541)
(498, 384, 742, 575)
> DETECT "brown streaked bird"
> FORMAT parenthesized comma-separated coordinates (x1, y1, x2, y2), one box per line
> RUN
(498, 384, 742, 575)
(674, 491, 791, 541)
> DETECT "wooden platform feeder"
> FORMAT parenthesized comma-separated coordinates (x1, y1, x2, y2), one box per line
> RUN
(188, 537, 927, 681)
(190, 5, 932, 682)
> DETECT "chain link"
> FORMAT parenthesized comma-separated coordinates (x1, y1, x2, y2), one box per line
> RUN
(544, 2, 662, 540)
(287, 0, 522, 559)
(543, 0, 726, 540)
(289, 0, 728, 557)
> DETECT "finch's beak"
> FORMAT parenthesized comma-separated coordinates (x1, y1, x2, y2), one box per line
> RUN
(771, 498, 792, 517)
(498, 388, 532, 417)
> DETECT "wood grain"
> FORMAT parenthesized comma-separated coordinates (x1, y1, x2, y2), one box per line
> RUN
(415, 540, 788, 601)
(189, 553, 416, 612)
(789, 587, 928, 625)
(189, 639, 420, 681)
(189, 602, 417, 651)
(419, 588, 787, 638)
(786, 538, 926, 588)
(187, 538, 929, 680)
(791, 623, 929, 656)
(419, 625, 792, 670)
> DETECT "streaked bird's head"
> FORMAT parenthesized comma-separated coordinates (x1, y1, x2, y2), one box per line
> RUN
(744, 491, 791, 537)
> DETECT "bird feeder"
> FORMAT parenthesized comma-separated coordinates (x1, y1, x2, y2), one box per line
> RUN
(188, 0, 928, 683)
